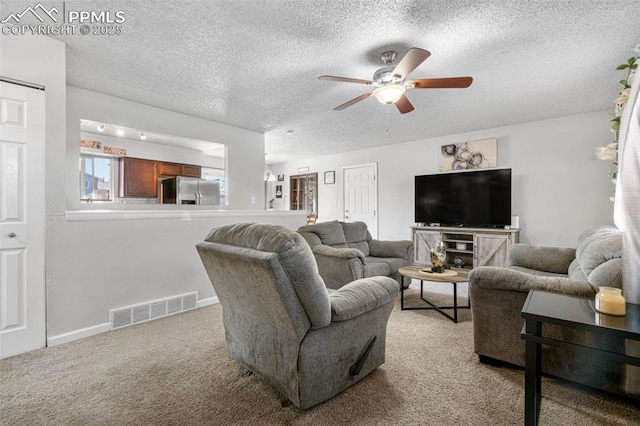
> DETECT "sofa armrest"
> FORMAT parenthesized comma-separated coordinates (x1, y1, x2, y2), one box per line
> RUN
(508, 244, 576, 274)
(329, 276, 399, 322)
(469, 266, 594, 297)
(313, 245, 365, 261)
(312, 245, 366, 290)
(369, 239, 413, 262)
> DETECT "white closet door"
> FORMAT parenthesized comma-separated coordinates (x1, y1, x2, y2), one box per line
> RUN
(0, 81, 46, 359)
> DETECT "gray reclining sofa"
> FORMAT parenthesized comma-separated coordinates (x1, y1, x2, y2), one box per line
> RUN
(297, 220, 413, 289)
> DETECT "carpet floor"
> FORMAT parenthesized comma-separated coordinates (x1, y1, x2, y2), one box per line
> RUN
(2, 282, 639, 425)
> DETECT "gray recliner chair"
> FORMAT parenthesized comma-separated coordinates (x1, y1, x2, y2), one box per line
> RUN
(196, 223, 399, 409)
(297, 221, 413, 290)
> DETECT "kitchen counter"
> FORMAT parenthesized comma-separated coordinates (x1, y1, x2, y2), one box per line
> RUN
(65, 209, 307, 222)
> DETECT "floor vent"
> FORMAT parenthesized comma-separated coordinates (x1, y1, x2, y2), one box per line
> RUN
(109, 292, 198, 330)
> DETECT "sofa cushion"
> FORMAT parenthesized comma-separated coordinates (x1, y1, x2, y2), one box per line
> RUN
(508, 244, 576, 274)
(349, 241, 370, 256)
(369, 240, 413, 260)
(341, 222, 371, 255)
(366, 256, 406, 275)
(364, 261, 391, 278)
(588, 258, 624, 291)
(341, 221, 370, 242)
(575, 225, 623, 278)
(567, 259, 587, 282)
(299, 232, 323, 248)
(298, 221, 347, 247)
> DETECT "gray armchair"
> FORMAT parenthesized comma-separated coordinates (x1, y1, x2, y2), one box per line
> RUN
(196, 223, 399, 409)
(297, 221, 413, 289)
(469, 225, 629, 397)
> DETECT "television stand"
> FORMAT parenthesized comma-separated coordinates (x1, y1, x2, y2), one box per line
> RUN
(411, 225, 520, 269)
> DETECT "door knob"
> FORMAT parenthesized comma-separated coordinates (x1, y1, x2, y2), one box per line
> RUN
(8, 232, 16, 238)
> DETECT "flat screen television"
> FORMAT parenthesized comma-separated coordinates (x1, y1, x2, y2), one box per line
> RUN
(415, 168, 511, 228)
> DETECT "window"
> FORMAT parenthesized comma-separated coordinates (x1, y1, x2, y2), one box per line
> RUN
(80, 155, 114, 201)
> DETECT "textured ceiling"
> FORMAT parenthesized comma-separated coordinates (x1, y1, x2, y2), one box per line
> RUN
(3, 1, 639, 163)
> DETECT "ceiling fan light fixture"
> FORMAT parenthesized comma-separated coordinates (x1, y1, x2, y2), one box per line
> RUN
(373, 84, 405, 105)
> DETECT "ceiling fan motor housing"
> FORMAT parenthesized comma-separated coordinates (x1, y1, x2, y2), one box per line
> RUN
(373, 67, 398, 85)
(380, 50, 397, 64)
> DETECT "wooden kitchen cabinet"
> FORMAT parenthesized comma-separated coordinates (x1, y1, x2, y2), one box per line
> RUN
(181, 164, 201, 178)
(156, 162, 201, 178)
(156, 162, 182, 177)
(119, 157, 158, 198)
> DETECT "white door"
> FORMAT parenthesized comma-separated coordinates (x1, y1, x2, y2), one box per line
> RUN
(0, 81, 46, 359)
(343, 163, 378, 238)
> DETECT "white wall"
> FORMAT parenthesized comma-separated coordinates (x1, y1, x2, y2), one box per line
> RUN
(272, 111, 615, 247)
(47, 211, 306, 339)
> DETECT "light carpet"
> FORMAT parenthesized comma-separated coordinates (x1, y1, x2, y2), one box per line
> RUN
(2, 282, 639, 425)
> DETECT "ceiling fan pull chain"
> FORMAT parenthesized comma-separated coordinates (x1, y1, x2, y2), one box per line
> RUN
(386, 103, 391, 136)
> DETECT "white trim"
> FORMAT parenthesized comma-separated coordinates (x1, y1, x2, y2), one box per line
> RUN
(46, 297, 219, 347)
(0, 76, 45, 91)
(65, 210, 306, 222)
(197, 296, 220, 307)
(47, 322, 111, 347)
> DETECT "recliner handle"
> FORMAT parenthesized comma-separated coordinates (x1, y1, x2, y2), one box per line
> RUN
(349, 336, 377, 376)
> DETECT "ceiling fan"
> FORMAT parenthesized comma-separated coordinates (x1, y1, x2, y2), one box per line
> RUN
(319, 48, 473, 114)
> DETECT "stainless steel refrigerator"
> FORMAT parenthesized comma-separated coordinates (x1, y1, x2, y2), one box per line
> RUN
(160, 176, 220, 205)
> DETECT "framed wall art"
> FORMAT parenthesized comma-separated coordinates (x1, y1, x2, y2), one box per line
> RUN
(324, 170, 335, 184)
(438, 138, 497, 172)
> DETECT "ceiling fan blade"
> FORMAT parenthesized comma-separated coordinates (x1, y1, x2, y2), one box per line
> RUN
(392, 48, 431, 80)
(395, 95, 414, 114)
(407, 77, 473, 89)
(319, 75, 373, 85)
(334, 92, 373, 111)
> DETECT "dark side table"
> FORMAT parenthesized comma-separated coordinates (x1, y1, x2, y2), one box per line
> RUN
(520, 290, 640, 426)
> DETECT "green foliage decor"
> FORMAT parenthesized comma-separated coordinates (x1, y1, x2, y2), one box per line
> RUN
(594, 44, 640, 201)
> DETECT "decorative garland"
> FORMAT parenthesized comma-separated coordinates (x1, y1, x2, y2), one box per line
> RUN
(595, 44, 640, 201)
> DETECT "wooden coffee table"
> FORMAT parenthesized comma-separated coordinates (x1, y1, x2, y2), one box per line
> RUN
(398, 265, 471, 323)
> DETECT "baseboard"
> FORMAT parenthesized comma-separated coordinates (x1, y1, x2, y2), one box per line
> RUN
(197, 296, 219, 308)
(47, 297, 219, 347)
(47, 322, 111, 347)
